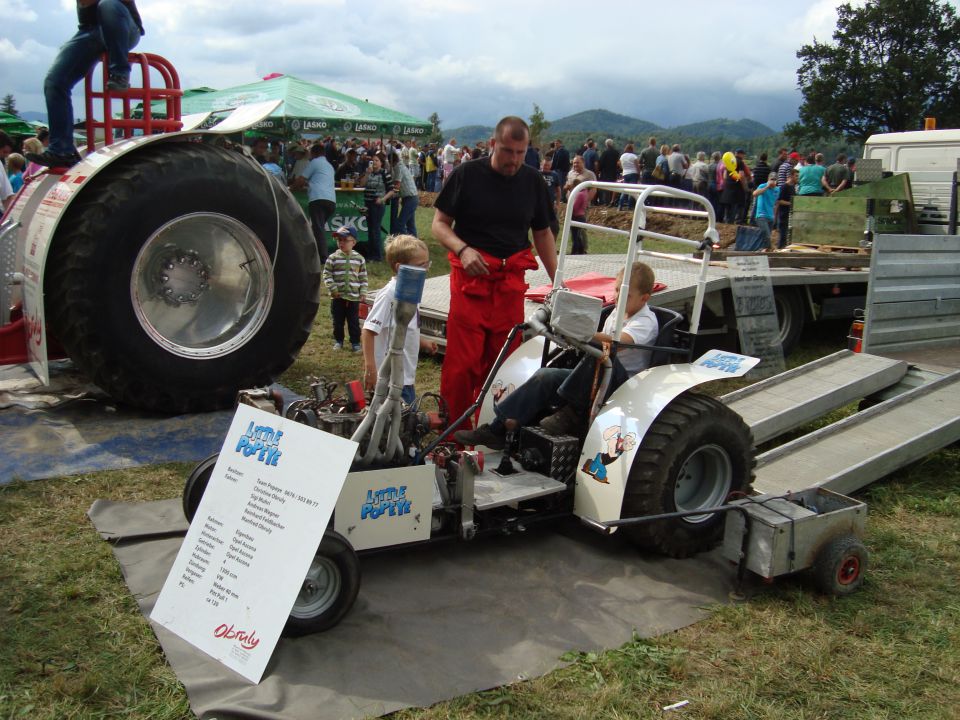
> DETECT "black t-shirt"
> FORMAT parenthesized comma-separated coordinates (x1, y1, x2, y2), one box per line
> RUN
(435, 157, 552, 258)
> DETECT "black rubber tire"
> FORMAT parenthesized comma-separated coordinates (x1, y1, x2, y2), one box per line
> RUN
(773, 287, 805, 355)
(45, 141, 320, 414)
(283, 530, 361, 636)
(182, 453, 218, 523)
(621, 391, 755, 558)
(813, 535, 867, 596)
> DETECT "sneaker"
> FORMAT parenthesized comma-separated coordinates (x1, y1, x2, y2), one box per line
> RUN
(538, 405, 584, 437)
(25, 150, 81, 169)
(351, 343, 361, 352)
(106, 73, 130, 91)
(454, 423, 506, 450)
(332, 342, 343, 351)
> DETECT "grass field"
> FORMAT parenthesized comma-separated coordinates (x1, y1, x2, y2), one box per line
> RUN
(1, 207, 958, 719)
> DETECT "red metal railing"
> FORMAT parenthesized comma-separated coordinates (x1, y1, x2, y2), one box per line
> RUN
(83, 52, 183, 153)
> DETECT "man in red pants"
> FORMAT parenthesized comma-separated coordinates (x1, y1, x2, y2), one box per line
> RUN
(432, 116, 557, 432)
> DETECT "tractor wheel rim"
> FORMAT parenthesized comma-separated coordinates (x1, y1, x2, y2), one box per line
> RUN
(838, 555, 861, 585)
(674, 443, 733, 524)
(131, 213, 273, 359)
(291, 556, 341, 617)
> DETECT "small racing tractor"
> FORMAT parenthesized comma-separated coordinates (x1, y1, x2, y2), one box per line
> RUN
(183, 181, 764, 636)
(0, 54, 320, 413)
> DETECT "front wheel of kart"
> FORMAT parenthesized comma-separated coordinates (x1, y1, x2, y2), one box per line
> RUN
(621, 391, 755, 558)
(283, 530, 361, 636)
(182, 453, 218, 523)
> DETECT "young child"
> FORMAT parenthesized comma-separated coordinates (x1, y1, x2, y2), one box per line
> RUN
(362, 235, 438, 403)
(322, 226, 368, 351)
(6, 153, 26, 193)
(455, 262, 659, 449)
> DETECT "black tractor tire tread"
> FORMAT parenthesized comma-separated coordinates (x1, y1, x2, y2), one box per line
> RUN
(45, 142, 320, 414)
(622, 391, 755, 558)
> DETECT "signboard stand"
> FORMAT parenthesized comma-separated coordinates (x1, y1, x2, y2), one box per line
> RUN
(728, 255, 786, 379)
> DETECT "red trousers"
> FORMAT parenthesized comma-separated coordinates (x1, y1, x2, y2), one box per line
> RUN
(440, 248, 538, 432)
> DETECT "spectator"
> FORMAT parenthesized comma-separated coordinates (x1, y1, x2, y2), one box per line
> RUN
(323, 226, 368, 352)
(552, 139, 571, 198)
(291, 144, 337, 264)
(524, 143, 541, 169)
(617, 143, 639, 210)
(775, 167, 798, 248)
(0, 132, 14, 210)
(361, 235, 437, 403)
(363, 154, 395, 262)
(719, 151, 748, 224)
(391, 152, 420, 238)
(441, 138, 459, 184)
(707, 151, 722, 218)
(690, 151, 710, 198)
(797, 152, 827, 197)
(334, 148, 361, 183)
(540, 154, 561, 233)
(735, 149, 754, 223)
(569, 177, 590, 255)
(424, 144, 439, 192)
(27, 0, 144, 168)
(250, 137, 268, 164)
(667, 143, 686, 189)
(777, 151, 802, 187)
(752, 175, 780, 248)
(753, 152, 771, 186)
(565, 154, 597, 205)
(598, 139, 620, 205)
(261, 153, 284, 182)
(7, 152, 26, 193)
(770, 147, 788, 178)
(639, 136, 659, 184)
(582, 140, 600, 183)
(824, 153, 851, 194)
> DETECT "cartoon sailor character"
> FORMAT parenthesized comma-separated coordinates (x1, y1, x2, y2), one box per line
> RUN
(582, 425, 637, 484)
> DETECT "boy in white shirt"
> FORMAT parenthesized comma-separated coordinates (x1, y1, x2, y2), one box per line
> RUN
(361, 235, 438, 404)
(455, 262, 659, 449)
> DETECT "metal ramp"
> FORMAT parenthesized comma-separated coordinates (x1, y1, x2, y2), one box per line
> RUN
(752, 370, 960, 497)
(721, 351, 909, 445)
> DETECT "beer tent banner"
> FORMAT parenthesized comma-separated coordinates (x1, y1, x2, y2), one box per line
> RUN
(152, 75, 432, 138)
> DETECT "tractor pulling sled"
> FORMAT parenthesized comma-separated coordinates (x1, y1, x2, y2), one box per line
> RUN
(183, 182, 870, 636)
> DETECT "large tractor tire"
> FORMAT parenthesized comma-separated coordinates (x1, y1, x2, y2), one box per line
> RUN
(621, 391, 755, 558)
(45, 142, 320, 414)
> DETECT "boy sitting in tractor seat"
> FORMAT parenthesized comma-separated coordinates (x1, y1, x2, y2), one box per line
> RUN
(455, 262, 658, 450)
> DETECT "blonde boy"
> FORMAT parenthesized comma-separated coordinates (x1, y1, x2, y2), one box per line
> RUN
(456, 262, 658, 449)
(362, 235, 438, 403)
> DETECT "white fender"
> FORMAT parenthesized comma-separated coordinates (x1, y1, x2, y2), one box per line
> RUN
(477, 336, 546, 425)
(573, 350, 759, 526)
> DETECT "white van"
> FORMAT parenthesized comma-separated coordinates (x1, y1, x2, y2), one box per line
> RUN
(862, 128, 960, 232)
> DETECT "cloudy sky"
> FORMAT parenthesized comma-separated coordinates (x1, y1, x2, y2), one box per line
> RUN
(1, 0, 870, 132)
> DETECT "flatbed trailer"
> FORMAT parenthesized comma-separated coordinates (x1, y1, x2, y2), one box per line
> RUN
(405, 252, 871, 354)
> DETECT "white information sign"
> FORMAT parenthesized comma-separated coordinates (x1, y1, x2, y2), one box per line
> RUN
(151, 404, 357, 683)
(727, 255, 786, 378)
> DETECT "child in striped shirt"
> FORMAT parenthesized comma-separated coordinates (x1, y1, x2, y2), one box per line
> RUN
(322, 226, 368, 351)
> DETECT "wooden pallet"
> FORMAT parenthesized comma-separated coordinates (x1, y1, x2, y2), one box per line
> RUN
(790, 243, 871, 255)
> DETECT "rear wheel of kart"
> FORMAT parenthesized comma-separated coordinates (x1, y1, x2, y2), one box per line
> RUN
(283, 530, 361, 636)
(621, 391, 755, 558)
(182, 453, 218, 523)
(813, 534, 868, 596)
(45, 141, 320, 414)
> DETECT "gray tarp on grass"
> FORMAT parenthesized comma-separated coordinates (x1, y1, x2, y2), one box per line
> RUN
(89, 498, 734, 720)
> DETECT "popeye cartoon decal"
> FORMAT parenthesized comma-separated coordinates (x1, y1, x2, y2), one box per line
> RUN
(491, 379, 516, 404)
(582, 425, 637, 484)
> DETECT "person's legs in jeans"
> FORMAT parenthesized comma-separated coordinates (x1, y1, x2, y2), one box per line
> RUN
(756, 217, 772, 248)
(330, 298, 346, 346)
(618, 173, 638, 209)
(365, 202, 384, 261)
(308, 199, 334, 263)
(96, 0, 140, 78)
(345, 300, 361, 347)
(43, 30, 102, 158)
(492, 367, 570, 427)
(397, 194, 419, 236)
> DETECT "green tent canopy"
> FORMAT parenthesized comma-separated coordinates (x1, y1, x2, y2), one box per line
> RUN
(0, 111, 37, 138)
(152, 75, 432, 138)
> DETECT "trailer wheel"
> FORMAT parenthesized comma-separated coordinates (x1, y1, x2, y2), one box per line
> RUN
(284, 530, 360, 636)
(774, 287, 805, 354)
(813, 535, 867, 596)
(621, 391, 754, 558)
(182, 453, 218, 523)
(45, 141, 320, 414)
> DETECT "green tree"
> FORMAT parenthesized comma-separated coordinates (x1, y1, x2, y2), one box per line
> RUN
(1, 94, 16, 115)
(529, 104, 551, 148)
(787, 0, 960, 143)
(428, 112, 442, 144)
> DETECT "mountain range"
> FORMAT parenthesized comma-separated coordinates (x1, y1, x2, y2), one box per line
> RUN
(445, 109, 778, 147)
